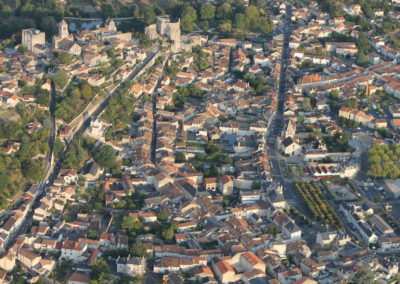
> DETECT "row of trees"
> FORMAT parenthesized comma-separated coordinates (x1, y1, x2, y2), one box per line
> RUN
(367, 143, 400, 179)
(168, 1, 273, 36)
(294, 181, 344, 229)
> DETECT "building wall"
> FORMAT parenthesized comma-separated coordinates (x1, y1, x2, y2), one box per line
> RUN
(22, 29, 45, 51)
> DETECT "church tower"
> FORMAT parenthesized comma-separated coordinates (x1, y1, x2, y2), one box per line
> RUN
(58, 20, 69, 39)
(105, 18, 117, 33)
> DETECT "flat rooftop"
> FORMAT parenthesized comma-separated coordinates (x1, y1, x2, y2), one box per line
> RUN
(384, 179, 400, 197)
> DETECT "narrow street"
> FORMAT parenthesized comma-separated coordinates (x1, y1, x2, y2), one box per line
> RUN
(151, 54, 171, 164)
(43, 80, 57, 182)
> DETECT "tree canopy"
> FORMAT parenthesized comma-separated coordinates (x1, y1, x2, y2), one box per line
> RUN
(90, 259, 113, 284)
(94, 145, 116, 169)
(353, 266, 375, 284)
(181, 6, 197, 32)
(367, 143, 400, 179)
(130, 242, 148, 258)
(57, 51, 72, 65)
(175, 152, 186, 163)
(53, 70, 68, 89)
(200, 4, 215, 20)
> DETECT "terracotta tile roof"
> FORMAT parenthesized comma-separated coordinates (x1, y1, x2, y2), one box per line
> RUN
(301, 74, 321, 84)
(215, 260, 234, 274)
(68, 272, 91, 283)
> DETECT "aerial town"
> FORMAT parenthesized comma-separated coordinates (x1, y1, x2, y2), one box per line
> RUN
(0, 0, 399, 283)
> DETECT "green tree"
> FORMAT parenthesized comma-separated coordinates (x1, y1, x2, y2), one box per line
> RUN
(175, 152, 186, 163)
(53, 70, 68, 89)
(267, 226, 280, 235)
(152, 3, 164, 16)
(200, 4, 215, 20)
(46, 0, 57, 10)
(62, 149, 79, 169)
(100, 3, 114, 19)
(258, 16, 273, 35)
(40, 16, 58, 39)
(357, 52, 369, 64)
(18, 45, 28, 53)
(54, 138, 64, 158)
(356, 33, 371, 54)
(302, 97, 312, 112)
(139, 35, 152, 49)
(57, 51, 72, 65)
(94, 145, 116, 169)
(80, 82, 93, 100)
(168, 0, 185, 18)
(130, 242, 147, 257)
(122, 215, 142, 230)
(142, 5, 156, 25)
(216, 3, 231, 19)
(87, 230, 97, 239)
(181, 6, 197, 32)
(219, 22, 232, 34)
(132, 4, 140, 18)
(1, 5, 12, 18)
(156, 211, 168, 222)
(162, 227, 174, 241)
(353, 266, 375, 284)
(94, 202, 103, 211)
(21, 159, 44, 182)
(90, 259, 111, 283)
(297, 116, 305, 124)
(245, 5, 259, 28)
(344, 98, 358, 109)
(81, 203, 93, 213)
(37, 89, 50, 106)
(234, 13, 246, 29)
(0, 173, 9, 190)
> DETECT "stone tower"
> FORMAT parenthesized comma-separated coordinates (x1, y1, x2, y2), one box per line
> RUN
(105, 18, 117, 33)
(22, 29, 45, 52)
(58, 20, 69, 39)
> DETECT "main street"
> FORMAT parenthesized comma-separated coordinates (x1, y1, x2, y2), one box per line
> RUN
(263, 5, 324, 242)
(267, 3, 292, 193)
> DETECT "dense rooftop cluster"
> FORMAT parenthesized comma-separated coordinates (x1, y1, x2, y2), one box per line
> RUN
(0, 0, 400, 283)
